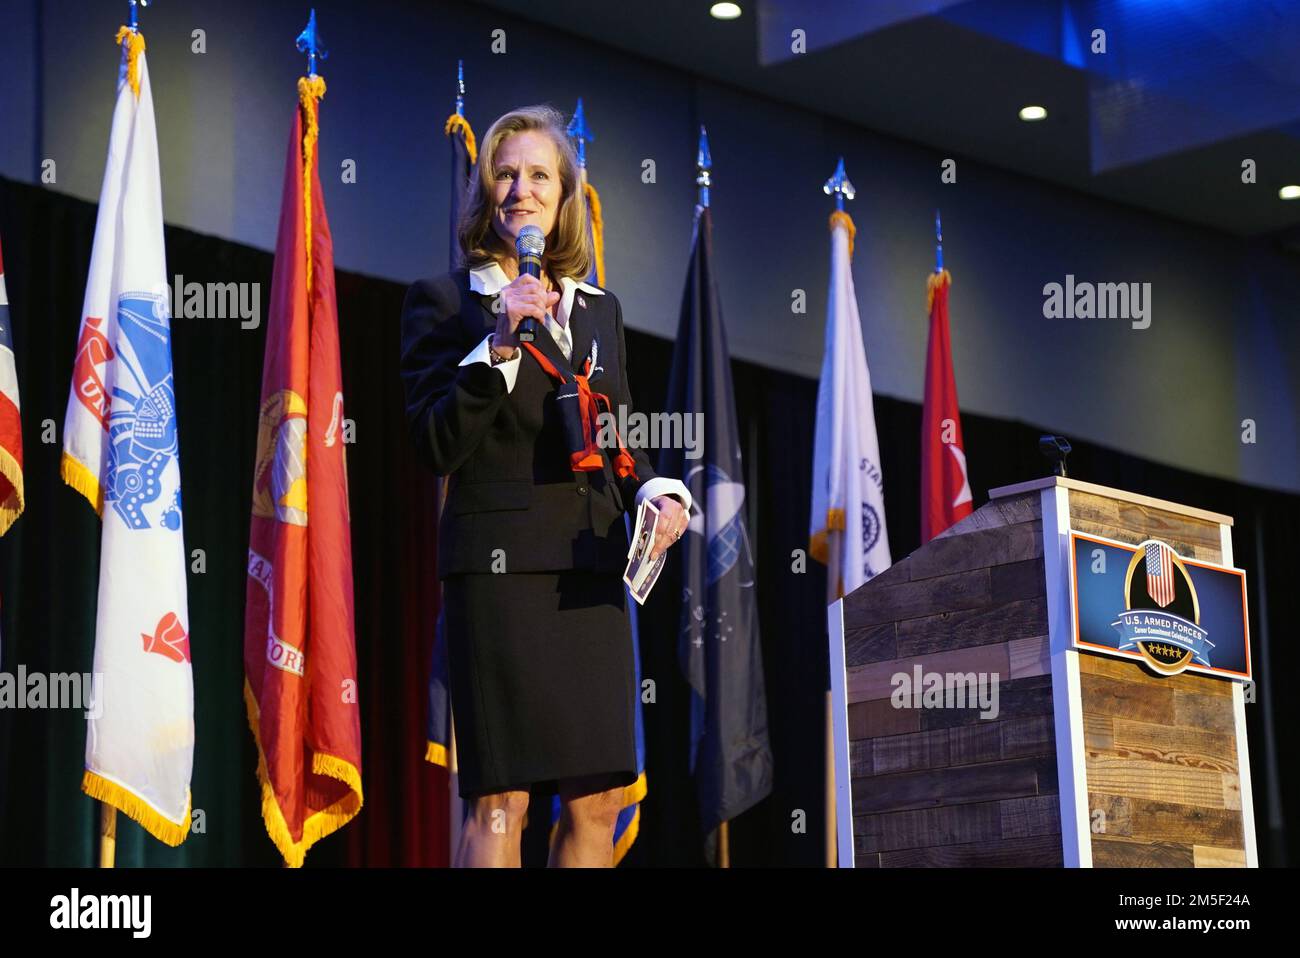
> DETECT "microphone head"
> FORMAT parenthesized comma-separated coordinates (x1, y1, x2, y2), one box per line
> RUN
(516, 224, 545, 258)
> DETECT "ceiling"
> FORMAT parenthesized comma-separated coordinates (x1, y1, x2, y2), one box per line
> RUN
(470, 0, 1300, 240)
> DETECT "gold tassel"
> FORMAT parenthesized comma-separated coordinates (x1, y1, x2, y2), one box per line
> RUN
(114, 26, 146, 100)
(584, 181, 606, 288)
(297, 75, 327, 298)
(926, 268, 952, 314)
(829, 209, 856, 259)
(443, 113, 478, 165)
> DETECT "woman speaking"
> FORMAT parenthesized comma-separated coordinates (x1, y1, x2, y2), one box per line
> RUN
(400, 105, 691, 868)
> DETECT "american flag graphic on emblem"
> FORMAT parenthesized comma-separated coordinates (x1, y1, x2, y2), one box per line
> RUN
(1145, 541, 1176, 608)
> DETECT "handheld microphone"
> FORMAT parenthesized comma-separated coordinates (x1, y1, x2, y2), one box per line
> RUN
(515, 225, 545, 343)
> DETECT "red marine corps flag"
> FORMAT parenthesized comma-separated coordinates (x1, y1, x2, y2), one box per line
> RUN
(243, 64, 362, 867)
(920, 219, 973, 542)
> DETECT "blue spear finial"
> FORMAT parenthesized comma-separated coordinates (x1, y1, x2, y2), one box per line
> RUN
(296, 9, 328, 78)
(935, 210, 944, 272)
(696, 125, 712, 208)
(823, 157, 855, 212)
(455, 59, 465, 116)
(566, 98, 595, 171)
(128, 0, 151, 32)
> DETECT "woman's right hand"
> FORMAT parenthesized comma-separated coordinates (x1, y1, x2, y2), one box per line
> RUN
(493, 274, 560, 357)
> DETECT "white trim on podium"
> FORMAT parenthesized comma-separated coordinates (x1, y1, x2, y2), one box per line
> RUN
(827, 598, 855, 868)
(1041, 484, 1092, 867)
(1221, 523, 1259, 867)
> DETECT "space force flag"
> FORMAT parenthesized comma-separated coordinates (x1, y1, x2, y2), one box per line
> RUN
(243, 75, 362, 868)
(60, 28, 193, 845)
(0, 232, 23, 536)
(661, 202, 773, 847)
(809, 210, 891, 602)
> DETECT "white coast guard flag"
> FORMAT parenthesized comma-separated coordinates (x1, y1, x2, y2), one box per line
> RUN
(809, 211, 892, 603)
(62, 30, 192, 846)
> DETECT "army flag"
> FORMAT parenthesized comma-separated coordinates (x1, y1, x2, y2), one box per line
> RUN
(61, 28, 193, 845)
(920, 268, 973, 541)
(243, 75, 362, 868)
(809, 210, 891, 603)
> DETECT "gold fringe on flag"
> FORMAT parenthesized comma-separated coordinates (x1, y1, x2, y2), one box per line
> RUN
(0, 446, 25, 534)
(926, 268, 952, 314)
(829, 209, 856, 259)
(243, 681, 363, 868)
(808, 507, 846, 566)
(113, 26, 146, 100)
(424, 740, 448, 767)
(297, 75, 327, 297)
(425, 473, 452, 769)
(443, 113, 478, 165)
(612, 770, 648, 865)
(82, 769, 191, 847)
(584, 181, 606, 288)
(61, 452, 103, 516)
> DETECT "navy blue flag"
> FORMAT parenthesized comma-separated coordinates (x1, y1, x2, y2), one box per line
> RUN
(426, 110, 477, 768)
(659, 205, 773, 844)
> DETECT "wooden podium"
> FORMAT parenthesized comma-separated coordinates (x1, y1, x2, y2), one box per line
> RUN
(828, 477, 1256, 867)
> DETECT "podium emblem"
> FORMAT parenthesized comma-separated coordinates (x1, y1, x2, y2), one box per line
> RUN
(1114, 539, 1212, 675)
(1069, 529, 1249, 682)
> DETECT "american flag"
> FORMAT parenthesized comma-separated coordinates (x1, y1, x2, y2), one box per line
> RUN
(0, 231, 23, 537)
(1145, 541, 1175, 608)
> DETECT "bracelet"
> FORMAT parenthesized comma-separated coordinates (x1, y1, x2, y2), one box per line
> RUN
(489, 342, 516, 365)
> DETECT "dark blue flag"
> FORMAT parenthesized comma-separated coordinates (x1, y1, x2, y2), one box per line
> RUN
(427, 109, 477, 768)
(659, 206, 773, 843)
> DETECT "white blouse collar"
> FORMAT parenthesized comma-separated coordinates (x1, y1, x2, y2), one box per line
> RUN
(468, 261, 605, 298)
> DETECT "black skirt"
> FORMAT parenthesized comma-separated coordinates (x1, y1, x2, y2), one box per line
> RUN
(442, 570, 639, 800)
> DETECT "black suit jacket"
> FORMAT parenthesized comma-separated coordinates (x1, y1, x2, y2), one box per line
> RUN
(400, 268, 661, 576)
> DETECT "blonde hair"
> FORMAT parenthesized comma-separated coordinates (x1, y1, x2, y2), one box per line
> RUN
(457, 105, 592, 281)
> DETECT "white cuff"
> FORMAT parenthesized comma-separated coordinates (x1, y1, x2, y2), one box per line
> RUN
(459, 333, 520, 392)
(636, 476, 692, 514)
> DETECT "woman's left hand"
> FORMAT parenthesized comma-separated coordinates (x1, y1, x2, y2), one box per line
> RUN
(648, 495, 690, 561)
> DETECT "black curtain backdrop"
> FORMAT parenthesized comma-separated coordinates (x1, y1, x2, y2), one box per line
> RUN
(1, 175, 1295, 867)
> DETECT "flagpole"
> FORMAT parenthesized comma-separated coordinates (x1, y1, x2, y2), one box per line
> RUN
(821, 157, 857, 868)
(98, 803, 117, 868)
(935, 209, 943, 273)
(444, 62, 466, 864)
(694, 126, 733, 868)
(91, 0, 150, 872)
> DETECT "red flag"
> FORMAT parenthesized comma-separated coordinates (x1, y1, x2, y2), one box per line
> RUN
(0, 232, 23, 536)
(243, 75, 362, 867)
(920, 269, 972, 542)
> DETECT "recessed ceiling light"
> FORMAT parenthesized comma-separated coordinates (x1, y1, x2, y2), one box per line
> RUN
(711, 3, 742, 20)
(1019, 105, 1048, 121)
(1279, 185, 1300, 200)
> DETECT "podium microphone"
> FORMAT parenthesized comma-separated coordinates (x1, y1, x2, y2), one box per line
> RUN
(1039, 434, 1072, 477)
(515, 224, 545, 343)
